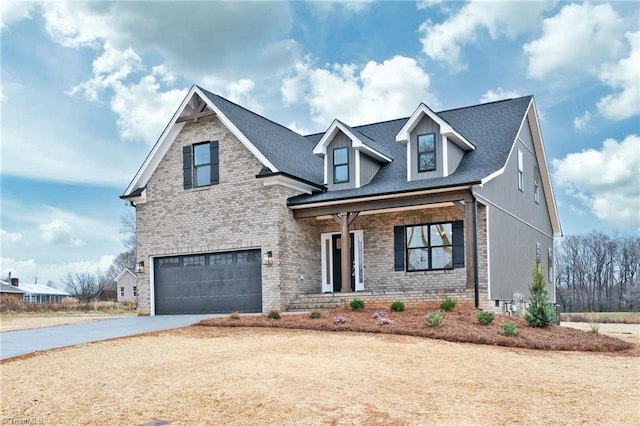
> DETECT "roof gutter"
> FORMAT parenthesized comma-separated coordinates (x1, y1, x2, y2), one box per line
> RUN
(469, 185, 480, 309)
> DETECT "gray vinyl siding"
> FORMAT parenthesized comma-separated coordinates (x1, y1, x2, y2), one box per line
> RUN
(359, 153, 381, 186)
(409, 116, 442, 180)
(447, 139, 465, 173)
(326, 131, 355, 190)
(476, 116, 555, 301)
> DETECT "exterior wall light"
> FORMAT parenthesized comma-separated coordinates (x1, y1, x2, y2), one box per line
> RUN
(136, 261, 145, 274)
(263, 251, 274, 266)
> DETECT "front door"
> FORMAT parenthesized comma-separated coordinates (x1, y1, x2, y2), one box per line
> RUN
(331, 234, 355, 292)
(321, 230, 363, 293)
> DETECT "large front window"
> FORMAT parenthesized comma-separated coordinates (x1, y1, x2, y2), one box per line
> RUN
(418, 133, 436, 172)
(333, 147, 349, 184)
(406, 223, 453, 271)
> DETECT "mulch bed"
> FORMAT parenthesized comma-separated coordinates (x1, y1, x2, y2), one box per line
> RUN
(196, 303, 635, 353)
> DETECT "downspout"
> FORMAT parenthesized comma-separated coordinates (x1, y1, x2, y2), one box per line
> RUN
(468, 185, 480, 309)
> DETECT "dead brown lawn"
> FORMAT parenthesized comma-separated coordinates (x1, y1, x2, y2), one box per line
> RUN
(1, 326, 638, 426)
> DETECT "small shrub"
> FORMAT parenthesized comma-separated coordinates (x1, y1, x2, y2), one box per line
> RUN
(440, 297, 457, 311)
(333, 316, 347, 325)
(498, 321, 520, 336)
(229, 311, 241, 320)
(477, 311, 495, 326)
(390, 300, 405, 312)
(349, 299, 365, 311)
(425, 311, 446, 328)
(309, 310, 323, 319)
(267, 310, 281, 320)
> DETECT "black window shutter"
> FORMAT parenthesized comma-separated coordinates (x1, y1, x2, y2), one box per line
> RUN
(210, 141, 219, 185)
(452, 220, 465, 268)
(393, 226, 405, 271)
(182, 145, 192, 189)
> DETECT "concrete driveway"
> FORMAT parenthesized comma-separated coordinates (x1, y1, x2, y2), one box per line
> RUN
(0, 315, 220, 360)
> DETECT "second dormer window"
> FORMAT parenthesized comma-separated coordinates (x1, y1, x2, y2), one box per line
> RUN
(418, 133, 436, 172)
(333, 147, 349, 184)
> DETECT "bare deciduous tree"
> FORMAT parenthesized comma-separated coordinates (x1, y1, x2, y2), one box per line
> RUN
(63, 272, 107, 303)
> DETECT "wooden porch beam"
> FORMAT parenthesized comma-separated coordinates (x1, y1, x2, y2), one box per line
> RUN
(340, 212, 351, 293)
(292, 190, 472, 219)
(464, 201, 476, 290)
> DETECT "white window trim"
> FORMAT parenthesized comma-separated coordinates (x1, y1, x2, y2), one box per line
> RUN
(517, 149, 524, 192)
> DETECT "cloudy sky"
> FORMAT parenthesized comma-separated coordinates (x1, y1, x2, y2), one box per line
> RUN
(1, 0, 639, 287)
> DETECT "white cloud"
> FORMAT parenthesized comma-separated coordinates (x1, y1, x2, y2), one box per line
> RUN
(524, 3, 626, 79)
(553, 134, 640, 231)
(287, 122, 311, 136)
(282, 56, 436, 126)
(420, 0, 550, 72)
(0, 1, 36, 31)
(39, 220, 84, 247)
(1, 229, 22, 243)
(597, 31, 640, 121)
(480, 87, 520, 103)
(573, 111, 592, 132)
(40, 1, 296, 78)
(1, 256, 115, 286)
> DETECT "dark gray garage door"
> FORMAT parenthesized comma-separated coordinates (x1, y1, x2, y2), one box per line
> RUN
(154, 250, 262, 315)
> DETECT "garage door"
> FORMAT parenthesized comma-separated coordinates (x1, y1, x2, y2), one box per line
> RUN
(154, 250, 262, 315)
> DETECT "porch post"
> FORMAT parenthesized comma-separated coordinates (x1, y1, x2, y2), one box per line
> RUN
(464, 201, 476, 291)
(340, 211, 351, 293)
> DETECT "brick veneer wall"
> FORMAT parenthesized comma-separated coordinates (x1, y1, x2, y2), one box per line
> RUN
(135, 115, 491, 314)
(135, 115, 318, 314)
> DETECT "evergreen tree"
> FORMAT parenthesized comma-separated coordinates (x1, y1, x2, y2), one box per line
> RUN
(525, 266, 557, 327)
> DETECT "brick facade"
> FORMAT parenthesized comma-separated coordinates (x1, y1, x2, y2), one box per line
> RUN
(135, 115, 491, 315)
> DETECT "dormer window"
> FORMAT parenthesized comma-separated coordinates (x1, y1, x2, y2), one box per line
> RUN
(333, 147, 349, 184)
(418, 133, 436, 172)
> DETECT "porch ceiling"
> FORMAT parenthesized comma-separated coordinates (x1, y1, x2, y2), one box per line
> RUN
(291, 189, 473, 218)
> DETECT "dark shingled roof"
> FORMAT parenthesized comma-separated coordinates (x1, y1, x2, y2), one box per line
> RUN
(199, 87, 324, 184)
(194, 88, 531, 205)
(288, 95, 533, 205)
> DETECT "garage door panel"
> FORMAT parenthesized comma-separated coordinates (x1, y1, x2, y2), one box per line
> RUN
(154, 250, 262, 315)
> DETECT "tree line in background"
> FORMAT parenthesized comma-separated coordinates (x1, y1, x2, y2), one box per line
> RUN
(63, 211, 136, 302)
(555, 232, 640, 312)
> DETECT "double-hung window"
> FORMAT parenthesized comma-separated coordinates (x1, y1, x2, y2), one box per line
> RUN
(517, 149, 524, 191)
(534, 167, 540, 203)
(132, 286, 138, 297)
(182, 141, 219, 189)
(418, 133, 436, 172)
(333, 147, 349, 184)
(120, 287, 125, 297)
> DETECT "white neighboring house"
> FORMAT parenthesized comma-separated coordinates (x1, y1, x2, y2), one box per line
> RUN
(115, 268, 138, 302)
(1, 278, 71, 304)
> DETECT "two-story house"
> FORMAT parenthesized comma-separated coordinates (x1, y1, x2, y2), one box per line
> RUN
(121, 85, 561, 315)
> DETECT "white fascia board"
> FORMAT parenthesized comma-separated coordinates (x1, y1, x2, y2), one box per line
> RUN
(313, 120, 391, 163)
(124, 86, 278, 197)
(312, 120, 340, 156)
(123, 85, 196, 196)
(260, 174, 315, 194)
(527, 98, 562, 237)
(194, 87, 278, 173)
(395, 103, 474, 151)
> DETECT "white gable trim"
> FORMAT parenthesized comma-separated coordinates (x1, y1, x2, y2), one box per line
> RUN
(313, 120, 392, 163)
(115, 268, 136, 282)
(123, 85, 278, 197)
(396, 103, 474, 151)
(480, 98, 561, 237)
